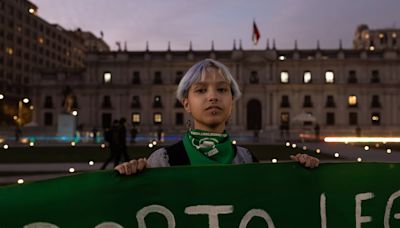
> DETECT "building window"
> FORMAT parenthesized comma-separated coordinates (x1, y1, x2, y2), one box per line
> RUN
(325, 71, 334, 83)
(153, 96, 163, 108)
(175, 112, 184, 125)
(371, 112, 380, 125)
(280, 71, 289, 83)
(325, 95, 336, 108)
(44, 96, 53, 108)
(348, 70, 357, 83)
(349, 112, 358, 125)
(132, 71, 141, 84)
(326, 112, 335, 125)
(103, 72, 112, 84)
(175, 99, 183, 108)
(280, 95, 290, 108)
(303, 95, 313, 108)
(154, 71, 163, 84)
(175, 71, 183, 85)
(44, 112, 53, 126)
(102, 95, 112, 108)
(131, 96, 141, 108)
(303, 71, 312, 84)
(280, 112, 289, 125)
(371, 95, 381, 108)
(131, 113, 141, 124)
(371, 70, 380, 83)
(348, 95, 358, 107)
(153, 113, 162, 124)
(249, 71, 259, 84)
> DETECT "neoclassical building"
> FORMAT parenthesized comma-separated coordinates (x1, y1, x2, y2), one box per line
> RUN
(30, 39, 400, 140)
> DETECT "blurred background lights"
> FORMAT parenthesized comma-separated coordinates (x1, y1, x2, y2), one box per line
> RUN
(29, 142, 34, 147)
(148, 143, 154, 148)
(386, 149, 392, 154)
(272, 158, 278, 163)
(232, 140, 237, 145)
(316, 148, 321, 153)
(357, 157, 362, 162)
(291, 144, 297, 148)
(364, 146, 369, 151)
(72, 111, 78, 116)
(302, 146, 307, 150)
(17, 179, 24, 184)
(152, 140, 157, 145)
(69, 168, 75, 173)
(89, 161, 94, 166)
(334, 153, 340, 158)
(3, 144, 9, 149)
(101, 143, 106, 148)
(285, 142, 290, 147)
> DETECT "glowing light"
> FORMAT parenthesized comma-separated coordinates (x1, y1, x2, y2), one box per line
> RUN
(22, 98, 29, 103)
(3, 144, 9, 149)
(232, 140, 237, 145)
(324, 137, 400, 143)
(279, 56, 286, 61)
(292, 144, 297, 148)
(369, 46, 375, 51)
(89, 161, 94, 166)
(387, 149, 392, 154)
(21, 138, 29, 144)
(72, 111, 78, 116)
(29, 105, 34, 110)
(29, 142, 34, 147)
(152, 140, 157, 145)
(148, 143, 154, 148)
(101, 143, 106, 148)
(28, 8, 35, 14)
(285, 142, 290, 147)
(0, 94, 3, 100)
(6, 47, 13, 55)
(302, 146, 307, 150)
(357, 157, 362, 162)
(17, 179, 24, 184)
(364, 146, 369, 151)
(71, 142, 76, 146)
(272, 158, 278, 163)
(334, 153, 339, 158)
(375, 144, 380, 148)
(316, 149, 321, 154)
(13, 116, 18, 120)
(69, 168, 75, 173)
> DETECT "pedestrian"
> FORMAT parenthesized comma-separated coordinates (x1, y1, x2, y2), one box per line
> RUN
(115, 59, 319, 175)
(156, 126, 163, 142)
(101, 120, 121, 169)
(314, 124, 320, 141)
(92, 127, 98, 143)
(118, 118, 130, 162)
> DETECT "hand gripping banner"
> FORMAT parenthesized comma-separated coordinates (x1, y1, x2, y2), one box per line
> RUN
(0, 163, 400, 227)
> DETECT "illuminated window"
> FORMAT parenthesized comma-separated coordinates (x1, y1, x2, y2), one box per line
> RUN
(38, 37, 44, 44)
(280, 71, 289, 83)
(131, 113, 141, 124)
(371, 113, 380, 125)
(103, 72, 112, 84)
(153, 113, 162, 124)
(303, 71, 312, 84)
(325, 71, 334, 83)
(348, 95, 357, 107)
(6, 47, 13, 55)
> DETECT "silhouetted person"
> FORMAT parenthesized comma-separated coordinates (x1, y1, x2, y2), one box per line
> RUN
(92, 127, 98, 143)
(101, 120, 121, 169)
(314, 124, 320, 141)
(130, 125, 138, 144)
(118, 118, 130, 162)
(15, 126, 22, 142)
(157, 126, 163, 142)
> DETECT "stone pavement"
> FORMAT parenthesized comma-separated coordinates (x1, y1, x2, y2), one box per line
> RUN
(0, 142, 399, 186)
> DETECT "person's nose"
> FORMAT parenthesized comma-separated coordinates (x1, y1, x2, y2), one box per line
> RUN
(208, 89, 219, 102)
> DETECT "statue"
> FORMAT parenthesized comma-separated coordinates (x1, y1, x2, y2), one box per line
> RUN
(62, 86, 74, 114)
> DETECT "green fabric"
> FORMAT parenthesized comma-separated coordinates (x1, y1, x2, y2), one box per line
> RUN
(182, 129, 234, 165)
(1, 163, 400, 227)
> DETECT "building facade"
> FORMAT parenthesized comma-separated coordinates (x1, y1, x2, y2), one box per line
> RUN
(0, 0, 108, 126)
(30, 44, 400, 141)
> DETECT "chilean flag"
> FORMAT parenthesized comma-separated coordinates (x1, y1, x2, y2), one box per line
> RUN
(252, 20, 261, 45)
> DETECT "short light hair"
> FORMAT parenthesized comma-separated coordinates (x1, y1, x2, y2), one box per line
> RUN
(176, 59, 242, 101)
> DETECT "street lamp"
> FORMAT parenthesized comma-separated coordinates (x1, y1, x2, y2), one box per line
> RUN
(0, 94, 4, 100)
(17, 98, 30, 126)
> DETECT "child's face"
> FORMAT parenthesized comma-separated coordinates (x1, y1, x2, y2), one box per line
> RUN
(183, 67, 233, 133)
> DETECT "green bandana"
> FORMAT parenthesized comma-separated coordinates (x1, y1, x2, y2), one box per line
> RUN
(182, 129, 234, 165)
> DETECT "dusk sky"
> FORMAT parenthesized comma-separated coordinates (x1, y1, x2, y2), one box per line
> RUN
(31, 0, 400, 51)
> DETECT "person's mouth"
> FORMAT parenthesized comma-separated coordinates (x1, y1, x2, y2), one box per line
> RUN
(205, 106, 222, 112)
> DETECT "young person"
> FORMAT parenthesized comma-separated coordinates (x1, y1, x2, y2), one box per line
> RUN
(115, 59, 319, 175)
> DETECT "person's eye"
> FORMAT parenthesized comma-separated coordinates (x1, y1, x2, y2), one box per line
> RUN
(218, 88, 228, 93)
(195, 88, 206, 93)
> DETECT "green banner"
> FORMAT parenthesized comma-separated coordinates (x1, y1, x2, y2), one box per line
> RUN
(1, 163, 400, 227)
